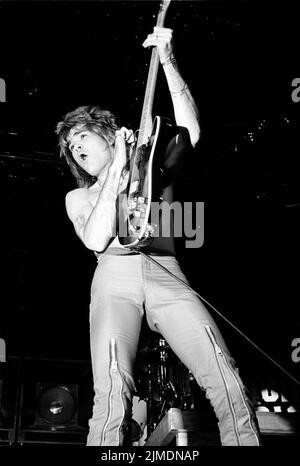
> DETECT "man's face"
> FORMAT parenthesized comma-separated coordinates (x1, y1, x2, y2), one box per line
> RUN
(67, 125, 113, 177)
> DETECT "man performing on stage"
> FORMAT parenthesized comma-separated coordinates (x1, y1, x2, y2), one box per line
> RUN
(56, 26, 261, 446)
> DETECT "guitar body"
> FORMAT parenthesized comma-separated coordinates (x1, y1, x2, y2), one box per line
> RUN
(118, 116, 176, 248)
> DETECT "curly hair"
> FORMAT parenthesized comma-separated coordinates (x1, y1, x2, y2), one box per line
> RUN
(56, 105, 120, 188)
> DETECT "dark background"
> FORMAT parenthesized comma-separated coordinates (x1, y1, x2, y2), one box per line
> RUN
(0, 0, 299, 389)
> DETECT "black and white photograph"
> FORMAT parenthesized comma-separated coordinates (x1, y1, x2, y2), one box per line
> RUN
(0, 0, 299, 459)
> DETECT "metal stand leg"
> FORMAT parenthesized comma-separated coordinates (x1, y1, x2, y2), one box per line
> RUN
(176, 429, 188, 446)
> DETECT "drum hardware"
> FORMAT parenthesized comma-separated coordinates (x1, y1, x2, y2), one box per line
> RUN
(135, 337, 197, 439)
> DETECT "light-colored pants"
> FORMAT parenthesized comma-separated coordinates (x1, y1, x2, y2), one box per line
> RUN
(87, 253, 261, 446)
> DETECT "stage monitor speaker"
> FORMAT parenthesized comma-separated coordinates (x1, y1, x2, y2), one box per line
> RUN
(17, 358, 94, 445)
(35, 383, 78, 427)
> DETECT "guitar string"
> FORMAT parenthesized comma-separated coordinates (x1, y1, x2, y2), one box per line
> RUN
(138, 250, 300, 387)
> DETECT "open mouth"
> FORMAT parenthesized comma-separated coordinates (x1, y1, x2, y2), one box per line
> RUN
(79, 153, 88, 161)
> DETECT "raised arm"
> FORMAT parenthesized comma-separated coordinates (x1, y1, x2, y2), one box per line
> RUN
(143, 26, 200, 147)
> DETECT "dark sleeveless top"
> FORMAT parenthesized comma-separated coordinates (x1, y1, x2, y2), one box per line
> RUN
(141, 127, 192, 256)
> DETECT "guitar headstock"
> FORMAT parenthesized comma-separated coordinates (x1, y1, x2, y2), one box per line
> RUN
(157, 0, 172, 27)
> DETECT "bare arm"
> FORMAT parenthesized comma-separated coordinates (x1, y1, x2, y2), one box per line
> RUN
(143, 27, 200, 147)
(66, 131, 128, 252)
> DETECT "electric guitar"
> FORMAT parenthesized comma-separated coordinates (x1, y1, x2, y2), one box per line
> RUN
(118, 0, 175, 249)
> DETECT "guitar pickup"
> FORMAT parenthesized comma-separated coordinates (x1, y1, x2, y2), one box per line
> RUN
(129, 198, 137, 208)
(134, 211, 146, 218)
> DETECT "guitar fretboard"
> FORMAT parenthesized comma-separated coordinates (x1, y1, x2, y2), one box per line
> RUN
(136, 0, 171, 148)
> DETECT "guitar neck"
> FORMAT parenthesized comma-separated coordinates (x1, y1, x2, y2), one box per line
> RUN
(137, 48, 160, 147)
(136, 0, 171, 148)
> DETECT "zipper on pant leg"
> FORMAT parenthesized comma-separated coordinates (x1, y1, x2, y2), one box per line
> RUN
(205, 325, 261, 445)
(204, 325, 241, 445)
(112, 339, 127, 445)
(101, 338, 125, 445)
(228, 368, 261, 445)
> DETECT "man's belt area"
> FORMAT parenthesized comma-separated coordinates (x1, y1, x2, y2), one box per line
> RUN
(94, 246, 175, 260)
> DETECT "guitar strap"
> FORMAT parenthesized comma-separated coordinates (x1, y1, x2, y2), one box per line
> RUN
(137, 250, 300, 387)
